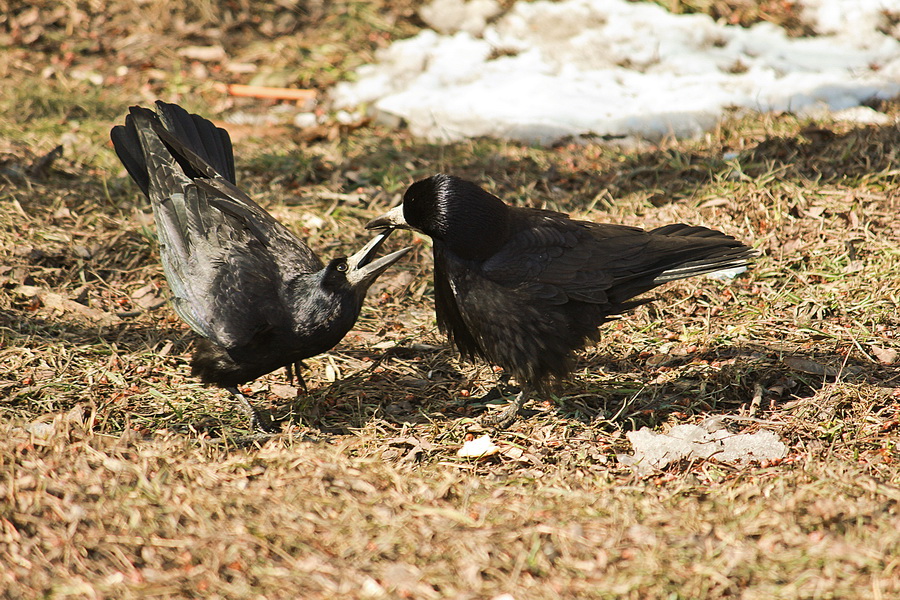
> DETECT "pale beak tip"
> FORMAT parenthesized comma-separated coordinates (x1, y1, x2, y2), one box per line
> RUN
(366, 204, 407, 230)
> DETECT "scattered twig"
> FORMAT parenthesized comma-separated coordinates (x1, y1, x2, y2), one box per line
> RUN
(748, 382, 764, 417)
(218, 83, 317, 103)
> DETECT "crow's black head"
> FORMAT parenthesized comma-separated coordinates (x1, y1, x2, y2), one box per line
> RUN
(368, 174, 511, 261)
(319, 230, 411, 300)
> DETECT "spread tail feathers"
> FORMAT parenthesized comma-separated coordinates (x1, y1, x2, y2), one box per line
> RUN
(110, 100, 235, 198)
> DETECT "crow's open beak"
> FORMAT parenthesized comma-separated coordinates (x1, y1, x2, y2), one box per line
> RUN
(365, 204, 408, 230)
(345, 228, 411, 288)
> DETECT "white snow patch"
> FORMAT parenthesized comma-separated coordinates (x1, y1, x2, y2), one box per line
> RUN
(331, 0, 900, 143)
(802, 0, 900, 36)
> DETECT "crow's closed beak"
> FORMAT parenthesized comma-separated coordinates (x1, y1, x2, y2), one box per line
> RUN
(365, 204, 408, 230)
(345, 228, 411, 287)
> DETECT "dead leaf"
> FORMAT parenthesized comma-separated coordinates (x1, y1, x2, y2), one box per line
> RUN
(803, 205, 826, 219)
(646, 353, 676, 367)
(782, 357, 837, 377)
(178, 45, 226, 62)
(269, 383, 299, 398)
(324, 362, 338, 382)
(698, 197, 732, 209)
(16, 285, 120, 327)
(131, 284, 165, 310)
(501, 446, 525, 460)
(781, 237, 805, 254)
(843, 260, 863, 273)
(871, 346, 897, 365)
(380, 563, 438, 599)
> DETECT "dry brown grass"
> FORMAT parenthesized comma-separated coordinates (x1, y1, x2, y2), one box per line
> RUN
(2, 2, 899, 598)
(3, 412, 899, 599)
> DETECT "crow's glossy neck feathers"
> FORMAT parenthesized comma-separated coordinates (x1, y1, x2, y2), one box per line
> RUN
(403, 174, 510, 261)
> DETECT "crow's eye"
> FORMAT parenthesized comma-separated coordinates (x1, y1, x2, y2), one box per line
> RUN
(336, 261, 348, 272)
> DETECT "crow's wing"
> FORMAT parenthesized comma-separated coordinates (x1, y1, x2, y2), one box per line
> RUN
(111, 104, 322, 349)
(144, 102, 323, 277)
(433, 238, 590, 384)
(153, 182, 304, 350)
(481, 210, 754, 308)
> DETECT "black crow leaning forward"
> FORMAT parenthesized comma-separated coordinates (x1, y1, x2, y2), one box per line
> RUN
(367, 173, 755, 427)
(111, 101, 410, 430)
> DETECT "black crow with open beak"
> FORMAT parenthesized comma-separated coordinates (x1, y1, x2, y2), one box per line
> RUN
(111, 101, 410, 430)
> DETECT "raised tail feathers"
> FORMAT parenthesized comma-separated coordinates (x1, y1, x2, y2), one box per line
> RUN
(110, 101, 235, 198)
(110, 107, 156, 198)
(154, 101, 235, 184)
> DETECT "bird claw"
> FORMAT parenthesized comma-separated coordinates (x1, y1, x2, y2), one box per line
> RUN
(227, 387, 275, 433)
(479, 390, 527, 429)
(247, 411, 275, 434)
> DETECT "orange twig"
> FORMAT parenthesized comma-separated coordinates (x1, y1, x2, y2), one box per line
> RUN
(223, 84, 317, 102)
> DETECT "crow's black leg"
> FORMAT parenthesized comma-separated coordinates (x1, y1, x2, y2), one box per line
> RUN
(285, 361, 309, 394)
(480, 386, 529, 428)
(293, 361, 308, 394)
(225, 386, 273, 433)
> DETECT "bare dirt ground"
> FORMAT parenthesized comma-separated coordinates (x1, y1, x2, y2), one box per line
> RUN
(1, 2, 899, 598)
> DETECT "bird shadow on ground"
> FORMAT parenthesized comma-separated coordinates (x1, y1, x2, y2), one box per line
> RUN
(226, 336, 900, 439)
(0, 310, 190, 356)
(260, 343, 467, 435)
(327, 342, 896, 433)
(554, 343, 900, 430)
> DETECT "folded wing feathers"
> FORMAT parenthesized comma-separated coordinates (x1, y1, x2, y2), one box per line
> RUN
(648, 224, 757, 284)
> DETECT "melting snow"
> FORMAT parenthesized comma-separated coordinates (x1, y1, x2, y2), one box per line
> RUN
(331, 0, 900, 143)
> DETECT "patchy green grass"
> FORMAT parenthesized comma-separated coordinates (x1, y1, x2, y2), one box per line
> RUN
(1, 1, 899, 598)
